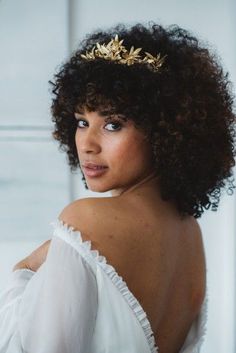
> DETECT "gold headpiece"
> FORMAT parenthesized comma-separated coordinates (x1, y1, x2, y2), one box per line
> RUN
(80, 34, 167, 72)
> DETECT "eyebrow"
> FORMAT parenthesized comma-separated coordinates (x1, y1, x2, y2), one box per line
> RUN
(74, 112, 127, 122)
(74, 112, 84, 119)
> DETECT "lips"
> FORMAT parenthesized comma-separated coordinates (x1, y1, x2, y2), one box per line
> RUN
(82, 162, 108, 170)
(82, 163, 108, 178)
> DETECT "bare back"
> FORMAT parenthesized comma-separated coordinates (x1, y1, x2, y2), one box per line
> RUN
(70, 193, 207, 353)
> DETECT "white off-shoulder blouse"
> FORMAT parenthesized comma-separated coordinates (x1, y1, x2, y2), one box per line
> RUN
(0, 219, 208, 353)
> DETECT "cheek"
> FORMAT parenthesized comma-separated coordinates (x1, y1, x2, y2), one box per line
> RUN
(107, 135, 153, 168)
(103, 138, 129, 161)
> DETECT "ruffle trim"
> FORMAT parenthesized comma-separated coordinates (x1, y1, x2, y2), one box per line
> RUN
(50, 218, 209, 353)
(50, 218, 158, 353)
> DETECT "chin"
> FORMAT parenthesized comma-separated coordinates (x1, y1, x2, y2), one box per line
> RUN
(86, 182, 110, 193)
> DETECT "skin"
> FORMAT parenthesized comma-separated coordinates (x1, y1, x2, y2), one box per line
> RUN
(13, 240, 51, 272)
(74, 108, 159, 196)
(74, 108, 180, 216)
(13, 108, 166, 271)
(13, 109, 206, 352)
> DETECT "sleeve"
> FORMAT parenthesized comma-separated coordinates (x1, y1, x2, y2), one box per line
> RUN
(0, 269, 35, 352)
(18, 234, 98, 353)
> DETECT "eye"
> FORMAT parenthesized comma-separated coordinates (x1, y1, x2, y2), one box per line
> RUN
(76, 119, 122, 131)
(105, 121, 122, 131)
(77, 119, 87, 128)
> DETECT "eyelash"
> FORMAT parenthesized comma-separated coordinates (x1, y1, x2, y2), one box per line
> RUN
(76, 119, 122, 132)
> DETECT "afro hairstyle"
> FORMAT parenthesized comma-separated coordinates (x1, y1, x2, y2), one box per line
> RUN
(49, 21, 236, 219)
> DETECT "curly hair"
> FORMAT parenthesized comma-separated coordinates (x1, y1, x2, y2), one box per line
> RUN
(49, 21, 236, 219)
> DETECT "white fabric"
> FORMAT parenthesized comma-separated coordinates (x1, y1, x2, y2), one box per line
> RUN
(0, 219, 208, 353)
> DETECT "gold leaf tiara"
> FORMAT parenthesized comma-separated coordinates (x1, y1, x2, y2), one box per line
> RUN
(80, 34, 167, 72)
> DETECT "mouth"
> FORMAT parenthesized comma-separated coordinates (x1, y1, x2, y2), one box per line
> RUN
(82, 162, 108, 170)
(82, 165, 108, 178)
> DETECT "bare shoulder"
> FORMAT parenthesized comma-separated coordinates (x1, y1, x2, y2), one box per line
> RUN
(58, 196, 136, 269)
(58, 196, 129, 242)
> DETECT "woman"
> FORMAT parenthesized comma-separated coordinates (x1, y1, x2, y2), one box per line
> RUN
(0, 22, 235, 353)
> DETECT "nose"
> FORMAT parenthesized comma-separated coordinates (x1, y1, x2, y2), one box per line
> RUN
(76, 128, 102, 154)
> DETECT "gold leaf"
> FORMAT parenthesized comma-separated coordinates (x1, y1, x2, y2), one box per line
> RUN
(80, 36, 166, 72)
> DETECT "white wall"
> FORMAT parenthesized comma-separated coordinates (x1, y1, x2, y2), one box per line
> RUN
(0, 0, 70, 283)
(0, 1, 235, 352)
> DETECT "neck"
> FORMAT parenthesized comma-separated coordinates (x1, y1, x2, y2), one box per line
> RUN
(111, 171, 158, 197)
